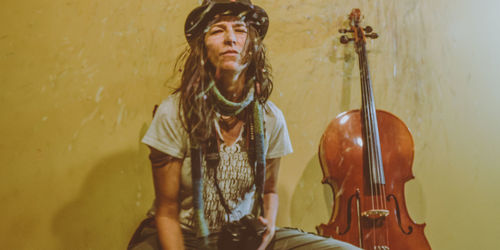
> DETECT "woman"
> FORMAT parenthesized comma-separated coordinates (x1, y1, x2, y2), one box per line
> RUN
(129, 1, 360, 249)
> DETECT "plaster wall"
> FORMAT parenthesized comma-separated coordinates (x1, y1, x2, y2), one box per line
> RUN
(1, 0, 499, 249)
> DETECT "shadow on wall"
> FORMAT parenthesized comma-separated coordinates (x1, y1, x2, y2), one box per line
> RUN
(290, 155, 334, 233)
(52, 124, 154, 250)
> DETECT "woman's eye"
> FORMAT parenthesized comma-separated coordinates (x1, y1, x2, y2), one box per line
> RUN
(210, 29, 223, 34)
(236, 29, 248, 33)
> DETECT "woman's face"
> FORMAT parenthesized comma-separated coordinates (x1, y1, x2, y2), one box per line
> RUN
(204, 16, 248, 74)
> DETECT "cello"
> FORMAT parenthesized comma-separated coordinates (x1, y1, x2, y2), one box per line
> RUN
(317, 9, 431, 250)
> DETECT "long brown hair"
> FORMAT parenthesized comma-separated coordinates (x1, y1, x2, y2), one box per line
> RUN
(173, 20, 273, 144)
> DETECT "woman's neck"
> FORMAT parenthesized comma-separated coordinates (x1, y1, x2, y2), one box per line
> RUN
(215, 69, 246, 102)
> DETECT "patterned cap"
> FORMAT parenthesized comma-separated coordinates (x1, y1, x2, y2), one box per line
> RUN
(184, 0, 269, 45)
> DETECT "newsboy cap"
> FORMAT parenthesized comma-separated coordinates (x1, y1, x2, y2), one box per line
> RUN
(184, 0, 269, 45)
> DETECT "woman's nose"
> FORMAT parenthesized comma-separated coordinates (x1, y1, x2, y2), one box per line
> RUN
(224, 29, 237, 45)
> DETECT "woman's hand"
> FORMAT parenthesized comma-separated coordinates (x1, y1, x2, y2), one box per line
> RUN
(257, 216, 275, 250)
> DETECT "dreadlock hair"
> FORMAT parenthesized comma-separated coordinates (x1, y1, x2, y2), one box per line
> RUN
(173, 17, 273, 144)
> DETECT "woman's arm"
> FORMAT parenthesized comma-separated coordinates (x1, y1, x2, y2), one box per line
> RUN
(149, 147, 185, 250)
(257, 157, 281, 250)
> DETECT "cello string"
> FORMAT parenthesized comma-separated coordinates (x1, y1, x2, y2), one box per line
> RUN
(364, 42, 386, 212)
(362, 38, 390, 248)
(367, 37, 390, 248)
(356, 36, 374, 208)
(357, 38, 376, 212)
(365, 40, 378, 249)
(361, 42, 381, 211)
(366, 53, 385, 211)
(363, 33, 390, 249)
(364, 49, 388, 247)
(357, 37, 377, 248)
(363, 42, 388, 212)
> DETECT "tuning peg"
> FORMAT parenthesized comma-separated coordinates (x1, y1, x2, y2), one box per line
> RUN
(365, 33, 379, 39)
(340, 35, 354, 44)
(339, 28, 353, 33)
(364, 26, 373, 33)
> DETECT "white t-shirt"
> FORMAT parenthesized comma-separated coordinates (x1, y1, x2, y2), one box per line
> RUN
(141, 93, 293, 232)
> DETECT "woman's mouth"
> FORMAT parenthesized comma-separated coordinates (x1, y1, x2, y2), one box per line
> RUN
(221, 50, 238, 56)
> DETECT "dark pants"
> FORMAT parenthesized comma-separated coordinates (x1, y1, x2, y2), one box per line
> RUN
(128, 218, 361, 250)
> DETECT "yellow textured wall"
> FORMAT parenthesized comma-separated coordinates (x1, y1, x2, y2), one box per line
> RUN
(1, 0, 499, 249)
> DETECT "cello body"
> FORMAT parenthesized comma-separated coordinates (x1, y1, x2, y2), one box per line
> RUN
(318, 110, 430, 249)
(317, 9, 431, 249)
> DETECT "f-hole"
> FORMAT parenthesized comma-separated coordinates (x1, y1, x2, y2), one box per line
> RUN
(339, 191, 360, 235)
(387, 194, 413, 235)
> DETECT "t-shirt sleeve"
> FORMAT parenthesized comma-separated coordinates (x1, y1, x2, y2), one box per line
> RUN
(265, 101, 293, 159)
(141, 95, 188, 159)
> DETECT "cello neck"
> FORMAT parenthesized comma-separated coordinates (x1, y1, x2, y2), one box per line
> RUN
(352, 18, 386, 185)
